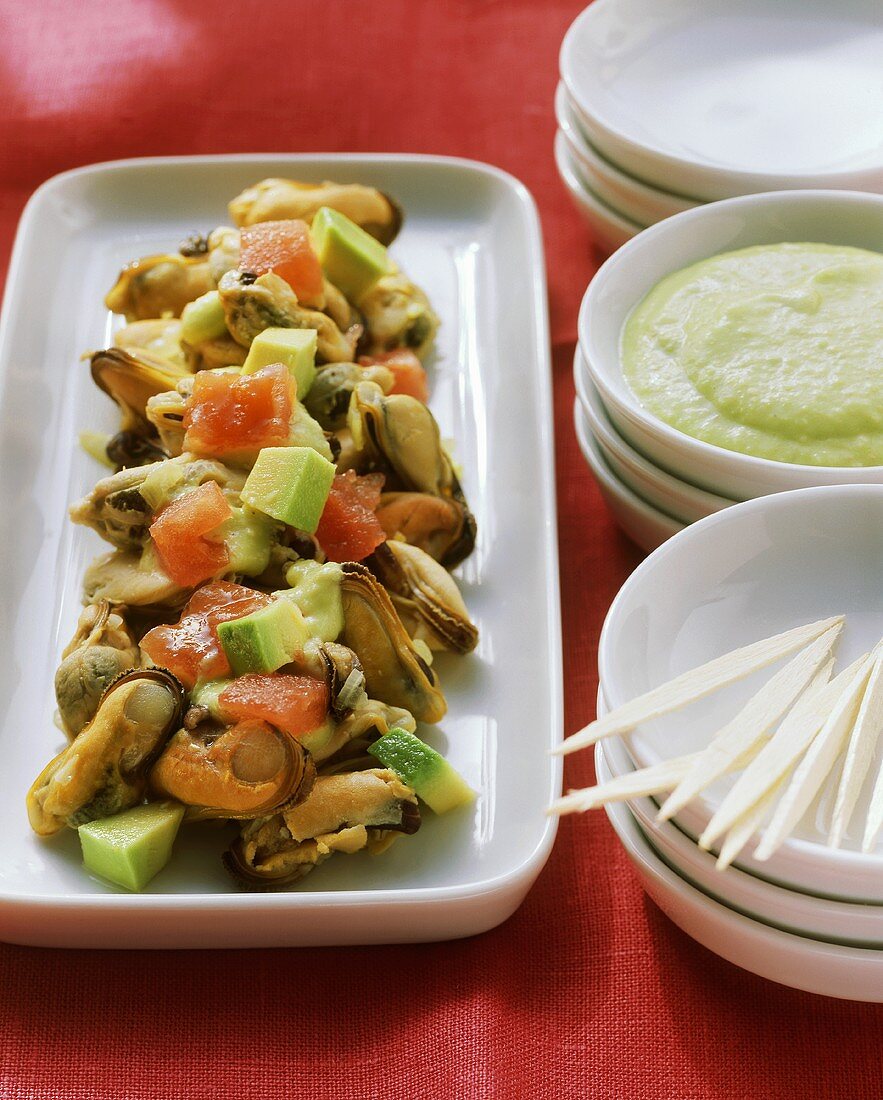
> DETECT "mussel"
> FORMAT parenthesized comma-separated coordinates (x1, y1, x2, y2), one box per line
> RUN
(70, 454, 244, 550)
(228, 179, 403, 245)
(358, 272, 439, 358)
(217, 270, 360, 363)
(224, 768, 419, 889)
(367, 541, 478, 654)
(54, 601, 140, 738)
(83, 549, 190, 608)
(149, 720, 316, 821)
(105, 253, 214, 321)
(346, 382, 476, 565)
(340, 562, 447, 724)
(112, 318, 188, 369)
(91, 347, 191, 439)
(374, 492, 475, 568)
(27, 668, 185, 836)
(304, 361, 394, 430)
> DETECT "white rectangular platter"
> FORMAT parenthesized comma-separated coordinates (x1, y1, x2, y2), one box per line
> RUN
(0, 154, 561, 947)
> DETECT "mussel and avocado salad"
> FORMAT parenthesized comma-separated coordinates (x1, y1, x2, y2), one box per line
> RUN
(28, 178, 478, 892)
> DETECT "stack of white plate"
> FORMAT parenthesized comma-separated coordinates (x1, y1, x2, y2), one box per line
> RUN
(556, 0, 883, 248)
(592, 486, 883, 1001)
(573, 188, 883, 552)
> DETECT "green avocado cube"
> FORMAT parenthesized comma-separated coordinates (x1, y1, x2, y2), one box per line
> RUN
(368, 728, 475, 814)
(78, 802, 185, 892)
(241, 446, 335, 532)
(217, 598, 311, 675)
(242, 327, 318, 397)
(180, 290, 228, 346)
(311, 206, 391, 302)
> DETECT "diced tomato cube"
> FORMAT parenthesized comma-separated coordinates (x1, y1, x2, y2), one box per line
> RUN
(149, 482, 232, 588)
(219, 673, 329, 737)
(183, 363, 293, 458)
(359, 349, 429, 403)
(315, 471, 386, 562)
(141, 581, 272, 688)
(239, 220, 325, 307)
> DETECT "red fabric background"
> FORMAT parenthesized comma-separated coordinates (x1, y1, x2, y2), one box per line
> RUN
(1, 2, 881, 1096)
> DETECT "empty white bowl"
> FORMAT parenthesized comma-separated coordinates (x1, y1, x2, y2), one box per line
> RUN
(560, 0, 883, 202)
(573, 398, 682, 552)
(574, 349, 733, 525)
(597, 484, 883, 902)
(598, 748, 883, 1001)
(555, 132, 641, 253)
(597, 737, 883, 947)
(578, 189, 883, 499)
(555, 83, 697, 227)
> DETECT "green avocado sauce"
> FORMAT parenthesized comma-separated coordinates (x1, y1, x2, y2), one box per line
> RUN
(621, 243, 883, 466)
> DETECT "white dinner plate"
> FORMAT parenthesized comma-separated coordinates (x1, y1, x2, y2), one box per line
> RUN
(0, 154, 562, 948)
(598, 747, 883, 1001)
(560, 0, 883, 201)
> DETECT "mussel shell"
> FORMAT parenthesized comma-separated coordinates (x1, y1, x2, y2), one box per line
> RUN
(339, 562, 447, 724)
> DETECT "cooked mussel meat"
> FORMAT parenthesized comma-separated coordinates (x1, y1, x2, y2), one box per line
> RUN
(112, 318, 187, 369)
(375, 492, 475, 568)
(340, 562, 447, 723)
(228, 178, 403, 245)
(54, 601, 140, 738)
(83, 549, 190, 609)
(149, 720, 316, 821)
(105, 253, 214, 321)
(224, 768, 419, 889)
(304, 361, 394, 430)
(218, 270, 359, 362)
(27, 668, 185, 836)
(70, 454, 244, 550)
(367, 541, 478, 653)
(359, 272, 439, 358)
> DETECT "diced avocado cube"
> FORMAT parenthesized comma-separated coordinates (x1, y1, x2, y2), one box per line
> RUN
(241, 446, 335, 533)
(217, 505, 277, 577)
(217, 598, 311, 675)
(368, 728, 475, 814)
(78, 802, 185, 892)
(140, 461, 185, 511)
(242, 327, 318, 398)
(180, 290, 228, 346)
(311, 206, 392, 303)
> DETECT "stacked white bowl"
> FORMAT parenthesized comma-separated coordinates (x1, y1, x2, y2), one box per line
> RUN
(592, 486, 883, 1000)
(573, 188, 883, 552)
(556, 0, 883, 248)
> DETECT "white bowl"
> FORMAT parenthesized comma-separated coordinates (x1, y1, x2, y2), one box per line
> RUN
(555, 83, 698, 226)
(573, 398, 682, 552)
(597, 737, 883, 947)
(597, 484, 883, 903)
(579, 189, 883, 499)
(554, 132, 641, 253)
(574, 349, 733, 525)
(598, 751, 883, 1001)
(560, 0, 883, 202)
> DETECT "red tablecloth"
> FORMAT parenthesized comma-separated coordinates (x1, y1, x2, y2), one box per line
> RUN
(1, 2, 881, 1096)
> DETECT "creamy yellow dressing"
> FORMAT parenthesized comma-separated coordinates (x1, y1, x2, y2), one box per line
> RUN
(621, 243, 883, 466)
